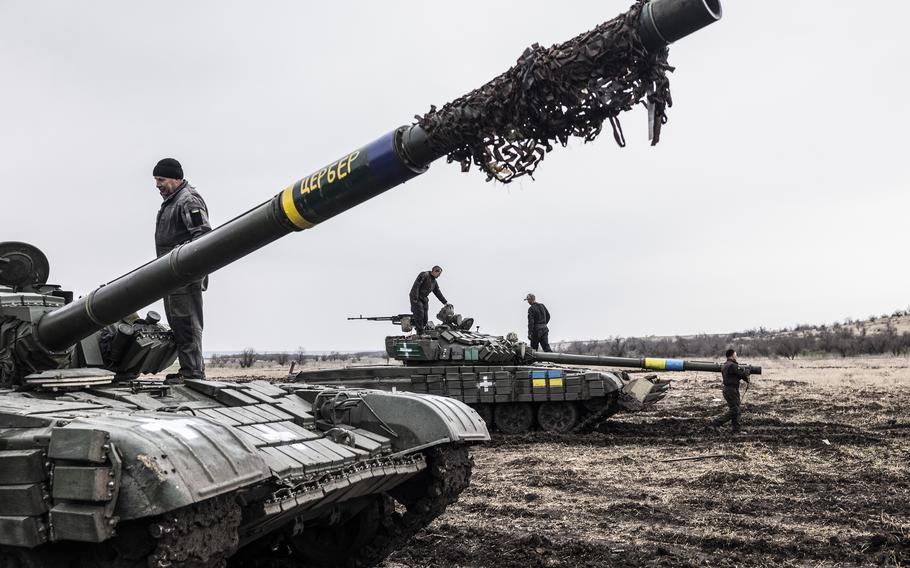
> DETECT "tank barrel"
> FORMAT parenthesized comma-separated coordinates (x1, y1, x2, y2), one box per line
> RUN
(37, 129, 425, 351)
(534, 352, 761, 375)
(637, 0, 722, 52)
(33, 0, 722, 352)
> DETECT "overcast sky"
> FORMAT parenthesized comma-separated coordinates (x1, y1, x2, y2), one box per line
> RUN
(2, 1, 908, 352)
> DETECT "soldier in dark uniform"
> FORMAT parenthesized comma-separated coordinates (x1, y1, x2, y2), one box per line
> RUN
(409, 266, 448, 333)
(525, 293, 552, 352)
(709, 348, 751, 433)
(153, 158, 212, 383)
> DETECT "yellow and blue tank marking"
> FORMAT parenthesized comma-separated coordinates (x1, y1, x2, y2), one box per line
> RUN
(531, 370, 563, 387)
(644, 358, 685, 371)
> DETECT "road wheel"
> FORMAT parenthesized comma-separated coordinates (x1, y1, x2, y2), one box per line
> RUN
(470, 404, 493, 428)
(288, 495, 391, 567)
(493, 403, 534, 434)
(536, 402, 579, 433)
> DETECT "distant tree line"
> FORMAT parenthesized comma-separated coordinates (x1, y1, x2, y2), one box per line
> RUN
(558, 310, 910, 360)
(208, 348, 385, 368)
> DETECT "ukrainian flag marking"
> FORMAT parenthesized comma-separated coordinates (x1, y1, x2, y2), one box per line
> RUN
(548, 378, 564, 388)
(666, 359, 685, 371)
(532, 379, 547, 388)
(644, 358, 667, 370)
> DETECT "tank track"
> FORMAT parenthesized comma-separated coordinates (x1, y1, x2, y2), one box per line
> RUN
(0, 496, 241, 568)
(0, 447, 469, 568)
(573, 397, 621, 434)
(573, 376, 668, 433)
(238, 445, 473, 568)
(345, 445, 473, 568)
(147, 494, 242, 568)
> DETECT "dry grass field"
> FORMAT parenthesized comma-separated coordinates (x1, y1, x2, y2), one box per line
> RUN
(208, 357, 909, 567)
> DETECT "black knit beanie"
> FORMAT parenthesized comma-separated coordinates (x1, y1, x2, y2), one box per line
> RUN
(153, 158, 184, 180)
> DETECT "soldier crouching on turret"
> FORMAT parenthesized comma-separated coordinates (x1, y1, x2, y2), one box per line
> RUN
(708, 349, 751, 434)
(409, 265, 448, 333)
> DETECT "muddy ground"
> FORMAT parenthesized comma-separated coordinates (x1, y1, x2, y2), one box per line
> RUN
(380, 357, 909, 568)
(214, 357, 910, 567)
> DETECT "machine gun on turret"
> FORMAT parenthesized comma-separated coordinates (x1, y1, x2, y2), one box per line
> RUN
(348, 314, 413, 324)
(349, 305, 476, 334)
(348, 314, 415, 332)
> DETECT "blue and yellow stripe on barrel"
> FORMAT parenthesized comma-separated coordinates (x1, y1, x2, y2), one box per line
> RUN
(644, 358, 685, 371)
(276, 128, 425, 232)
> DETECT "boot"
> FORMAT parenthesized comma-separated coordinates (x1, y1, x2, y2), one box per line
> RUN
(164, 373, 185, 385)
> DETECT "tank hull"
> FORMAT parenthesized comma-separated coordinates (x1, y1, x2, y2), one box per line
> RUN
(0, 378, 488, 566)
(296, 363, 670, 435)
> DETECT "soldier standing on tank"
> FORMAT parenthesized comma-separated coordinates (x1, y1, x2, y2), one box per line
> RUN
(708, 349, 751, 434)
(409, 266, 448, 333)
(153, 158, 212, 383)
(525, 293, 552, 352)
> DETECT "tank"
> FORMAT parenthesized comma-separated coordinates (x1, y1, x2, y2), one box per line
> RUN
(296, 305, 762, 434)
(0, 0, 722, 564)
(0, 243, 488, 567)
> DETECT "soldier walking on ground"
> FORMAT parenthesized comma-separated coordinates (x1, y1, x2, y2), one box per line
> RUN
(709, 348, 751, 434)
(153, 158, 212, 383)
(409, 266, 448, 333)
(525, 293, 552, 352)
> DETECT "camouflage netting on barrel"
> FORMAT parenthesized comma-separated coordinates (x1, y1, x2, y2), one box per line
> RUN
(417, 0, 672, 183)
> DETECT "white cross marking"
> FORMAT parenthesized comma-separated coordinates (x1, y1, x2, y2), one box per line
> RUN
(399, 343, 415, 356)
(477, 375, 494, 392)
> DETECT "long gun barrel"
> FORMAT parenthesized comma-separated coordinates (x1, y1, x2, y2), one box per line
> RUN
(34, 0, 722, 353)
(534, 352, 762, 375)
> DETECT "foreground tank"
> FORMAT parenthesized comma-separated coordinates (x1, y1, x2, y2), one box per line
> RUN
(297, 306, 761, 435)
(0, 0, 723, 563)
(0, 243, 487, 567)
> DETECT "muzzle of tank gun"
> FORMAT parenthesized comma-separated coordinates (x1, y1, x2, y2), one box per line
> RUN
(402, 0, 723, 172)
(637, 0, 723, 52)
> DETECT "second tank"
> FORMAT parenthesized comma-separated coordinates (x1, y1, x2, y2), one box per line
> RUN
(294, 306, 762, 434)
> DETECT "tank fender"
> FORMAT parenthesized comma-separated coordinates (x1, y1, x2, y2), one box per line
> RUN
(600, 371, 625, 392)
(60, 413, 271, 520)
(351, 392, 489, 451)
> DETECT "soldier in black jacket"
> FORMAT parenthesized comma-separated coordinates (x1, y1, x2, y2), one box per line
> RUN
(525, 293, 552, 352)
(153, 158, 212, 383)
(709, 349, 751, 433)
(409, 266, 448, 332)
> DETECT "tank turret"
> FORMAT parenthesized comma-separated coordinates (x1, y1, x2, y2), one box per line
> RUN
(382, 304, 761, 374)
(0, 242, 177, 385)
